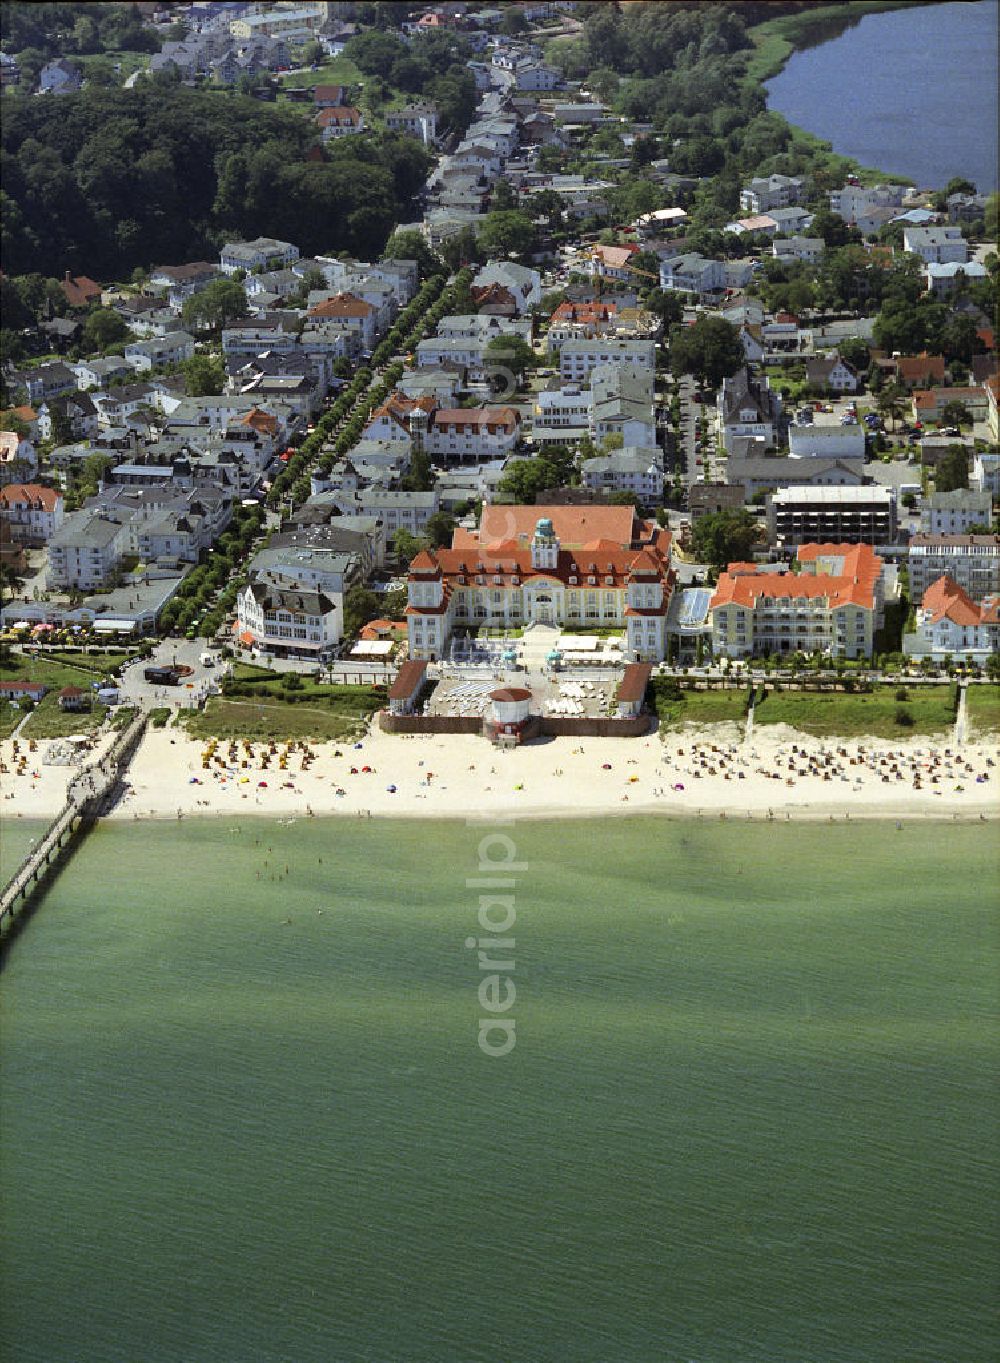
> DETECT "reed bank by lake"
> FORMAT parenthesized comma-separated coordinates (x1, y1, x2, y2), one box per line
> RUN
(766, 0, 999, 190)
(2, 816, 998, 1362)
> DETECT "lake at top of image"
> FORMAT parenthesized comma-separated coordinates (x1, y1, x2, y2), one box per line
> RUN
(766, 0, 999, 190)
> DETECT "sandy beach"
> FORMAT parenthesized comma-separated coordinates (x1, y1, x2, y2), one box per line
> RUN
(6, 722, 996, 826)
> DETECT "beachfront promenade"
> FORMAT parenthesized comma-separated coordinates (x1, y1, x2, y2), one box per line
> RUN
(0, 713, 147, 931)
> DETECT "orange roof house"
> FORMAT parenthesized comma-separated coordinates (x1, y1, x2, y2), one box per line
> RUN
(404, 506, 675, 662)
(895, 353, 946, 387)
(920, 574, 983, 627)
(589, 243, 640, 273)
(308, 292, 375, 320)
(239, 407, 279, 436)
(60, 272, 102, 308)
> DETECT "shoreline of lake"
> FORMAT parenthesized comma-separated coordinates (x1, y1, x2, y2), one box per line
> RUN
(763, 0, 999, 191)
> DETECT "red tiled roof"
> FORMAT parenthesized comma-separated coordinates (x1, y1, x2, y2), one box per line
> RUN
(550, 300, 618, 324)
(590, 244, 639, 268)
(360, 618, 407, 640)
(388, 659, 428, 700)
(491, 688, 531, 703)
(478, 504, 637, 550)
(316, 106, 362, 127)
(617, 662, 652, 702)
(431, 406, 519, 431)
(61, 273, 102, 308)
(0, 483, 61, 512)
(368, 393, 436, 430)
(896, 353, 945, 383)
(921, 574, 983, 626)
(712, 544, 882, 612)
(308, 291, 374, 318)
(239, 407, 278, 434)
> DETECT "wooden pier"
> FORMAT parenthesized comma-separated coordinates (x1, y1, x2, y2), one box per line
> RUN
(1, 713, 147, 932)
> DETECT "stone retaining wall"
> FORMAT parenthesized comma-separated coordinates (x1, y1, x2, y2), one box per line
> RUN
(379, 711, 651, 739)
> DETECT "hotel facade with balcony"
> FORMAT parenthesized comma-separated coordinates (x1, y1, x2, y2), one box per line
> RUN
(709, 544, 884, 660)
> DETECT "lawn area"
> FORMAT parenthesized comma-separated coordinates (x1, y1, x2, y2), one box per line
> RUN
(754, 684, 958, 738)
(652, 681, 750, 731)
(966, 684, 1000, 737)
(278, 56, 363, 90)
(183, 670, 386, 741)
(74, 51, 152, 83)
(0, 650, 129, 740)
(180, 694, 383, 742)
(21, 697, 107, 740)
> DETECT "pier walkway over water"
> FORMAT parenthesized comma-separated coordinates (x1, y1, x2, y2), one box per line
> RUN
(0, 712, 147, 930)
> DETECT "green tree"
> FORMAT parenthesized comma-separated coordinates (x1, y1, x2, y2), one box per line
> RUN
(484, 334, 536, 390)
(876, 382, 907, 432)
(935, 446, 970, 492)
(81, 307, 128, 352)
(498, 457, 563, 504)
(690, 509, 759, 573)
(424, 511, 456, 549)
(499, 7, 529, 35)
(476, 211, 536, 260)
(393, 529, 424, 566)
(182, 278, 248, 332)
(181, 354, 226, 397)
(343, 585, 380, 639)
(669, 316, 744, 389)
(381, 229, 442, 281)
(644, 288, 684, 329)
(402, 447, 434, 492)
(939, 400, 972, 429)
(837, 337, 870, 372)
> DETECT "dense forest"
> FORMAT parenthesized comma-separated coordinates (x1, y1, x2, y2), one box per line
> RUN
(0, 85, 432, 278)
(0, 2, 161, 58)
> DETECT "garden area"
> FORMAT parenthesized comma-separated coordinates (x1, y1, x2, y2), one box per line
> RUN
(0, 649, 134, 739)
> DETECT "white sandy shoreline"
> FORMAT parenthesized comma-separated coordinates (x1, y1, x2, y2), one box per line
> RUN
(6, 723, 999, 827)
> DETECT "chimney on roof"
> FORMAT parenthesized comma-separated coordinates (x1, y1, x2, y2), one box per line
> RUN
(65, 270, 72, 283)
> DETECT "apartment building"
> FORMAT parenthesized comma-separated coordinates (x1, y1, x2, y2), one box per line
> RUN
(908, 534, 1000, 602)
(766, 486, 896, 547)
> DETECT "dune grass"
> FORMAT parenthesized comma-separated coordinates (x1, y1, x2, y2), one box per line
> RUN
(753, 685, 957, 739)
(180, 690, 384, 742)
(652, 682, 750, 731)
(966, 684, 1000, 738)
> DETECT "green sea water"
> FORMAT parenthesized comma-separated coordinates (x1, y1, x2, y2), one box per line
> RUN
(1, 816, 998, 1363)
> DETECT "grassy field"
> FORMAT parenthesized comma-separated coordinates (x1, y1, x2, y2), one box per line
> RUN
(181, 684, 386, 741)
(180, 697, 376, 742)
(0, 651, 126, 739)
(278, 56, 363, 91)
(652, 682, 750, 731)
(754, 684, 957, 738)
(73, 51, 153, 83)
(966, 684, 1000, 737)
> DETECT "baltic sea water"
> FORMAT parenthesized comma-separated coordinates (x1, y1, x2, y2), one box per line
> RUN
(2, 816, 998, 1361)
